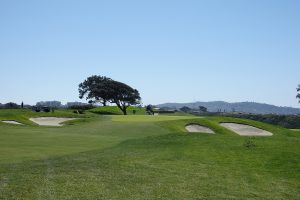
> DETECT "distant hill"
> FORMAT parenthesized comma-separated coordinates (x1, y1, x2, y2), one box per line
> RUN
(157, 101, 300, 115)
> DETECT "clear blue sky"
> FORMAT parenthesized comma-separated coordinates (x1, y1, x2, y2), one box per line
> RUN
(0, 0, 299, 107)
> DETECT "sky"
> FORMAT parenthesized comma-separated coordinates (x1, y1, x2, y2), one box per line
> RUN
(0, 0, 299, 107)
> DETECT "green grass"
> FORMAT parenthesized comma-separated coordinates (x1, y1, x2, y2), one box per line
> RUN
(0, 109, 91, 125)
(90, 106, 146, 115)
(112, 115, 198, 122)
(0, 109, 299, 199)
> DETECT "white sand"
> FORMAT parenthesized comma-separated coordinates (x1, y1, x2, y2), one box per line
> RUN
(186, 124, 215, 134)
(1, 120, 23, 125)
(29, 117, 77, 126)
(220, 123, 273, 136)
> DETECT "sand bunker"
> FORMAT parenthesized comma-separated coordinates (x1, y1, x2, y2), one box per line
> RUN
(29, 117, 76, 126)
(186, 124, 215, 134)
(220, 123, 273, 136)
(1, 120, 23, 125)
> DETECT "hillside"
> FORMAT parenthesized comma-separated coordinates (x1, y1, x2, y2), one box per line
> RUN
(157, 101, 300, 115)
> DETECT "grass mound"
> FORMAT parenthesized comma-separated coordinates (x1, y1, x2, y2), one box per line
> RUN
(0, 109, 90, 125)
(90, 106, 146, 115)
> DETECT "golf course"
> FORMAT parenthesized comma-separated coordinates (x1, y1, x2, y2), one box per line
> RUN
(1, 0, 300, 199)
(0, 108, 299, 199)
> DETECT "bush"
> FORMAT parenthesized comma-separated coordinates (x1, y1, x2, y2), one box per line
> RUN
(157, 110, 177, 114)
(244, 137, 256, 149)
(33, 107, 41, 112)
(73, 109, 85, 114)
(246, 114, 300, 129)
(4, 102, 20, 109)
(198, 112, 300, 129)
(180, 106, 192, 113)
(70, 104, 95, 110)
(42, 107, 50, 112)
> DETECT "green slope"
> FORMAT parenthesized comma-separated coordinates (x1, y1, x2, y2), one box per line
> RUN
(0, 109, 91, 125)
(0, 109, 299, 199)
(90, 106, 146, 115)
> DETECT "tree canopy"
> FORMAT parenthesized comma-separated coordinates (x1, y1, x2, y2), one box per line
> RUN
(3, 102, 20, 109)
(199, 106, 208, 112)
(79, 75, 141, 115)
(180, 106, 192, 113)
(297, 85, 300, 103)
(79, 76, 113, 106)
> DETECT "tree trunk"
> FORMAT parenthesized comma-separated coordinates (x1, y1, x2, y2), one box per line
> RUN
(116, 102, 128, 115)
(122, 108, 127, 115)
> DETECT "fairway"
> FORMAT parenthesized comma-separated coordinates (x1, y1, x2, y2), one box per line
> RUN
(0, 110, 299, 199)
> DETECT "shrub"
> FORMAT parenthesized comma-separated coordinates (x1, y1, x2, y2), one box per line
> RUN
(42, 107, 50, 112)
(180, 106, 192, 113)
(33, 107, 41, 112)
(244, 137, 256, 149)
(157, 110, 176, 114)
(4, 102, 20, 109)
(73, 109, 85, 114)
(198, 112, 300, 129)
(70, 104, 95, 110)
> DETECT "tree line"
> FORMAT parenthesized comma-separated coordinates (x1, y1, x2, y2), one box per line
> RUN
(1, 80, 299, 117)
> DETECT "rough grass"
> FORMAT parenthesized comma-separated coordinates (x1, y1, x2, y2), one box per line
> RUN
(0, 110, 299, 199)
